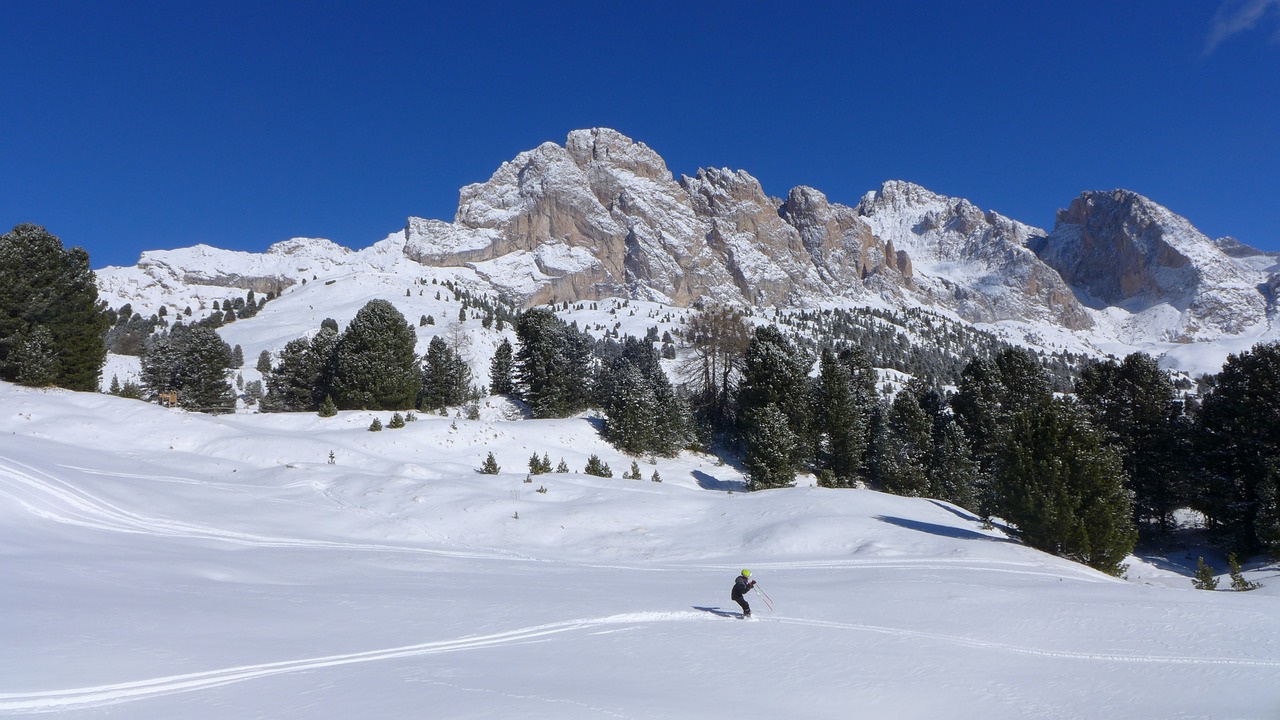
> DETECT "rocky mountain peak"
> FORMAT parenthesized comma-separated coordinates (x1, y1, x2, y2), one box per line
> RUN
(1035, 189, 1268, 340)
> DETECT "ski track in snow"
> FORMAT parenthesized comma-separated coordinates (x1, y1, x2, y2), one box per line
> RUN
(0, 612, 698, 713)
(4, 610, 1277, 713)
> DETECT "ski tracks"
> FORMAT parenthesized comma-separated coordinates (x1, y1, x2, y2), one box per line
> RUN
(772, 616, 1280, 669)
(0, 612, 701, 714)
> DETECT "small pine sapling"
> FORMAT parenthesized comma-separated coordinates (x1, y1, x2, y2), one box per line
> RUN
(1192, 557, 1218, 590)
(651, 470, 662, 483)
(368, 418, 383, 432)
(1228, 553, 1260, 591)
(480, 452, 501, 474)
(318, 395, 337, 418)
(584, 454, 612, 478)
(556, 458, 570, 473)
(388, 412, 406, 429)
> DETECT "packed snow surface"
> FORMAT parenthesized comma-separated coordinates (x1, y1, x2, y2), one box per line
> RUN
(2, 383, 1277, 719)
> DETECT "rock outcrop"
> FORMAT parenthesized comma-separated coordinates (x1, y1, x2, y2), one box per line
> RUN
(1034, 190, 1268, 340)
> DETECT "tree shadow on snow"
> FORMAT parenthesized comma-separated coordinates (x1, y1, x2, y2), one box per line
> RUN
(692, 470, 747, 492)
(692, 606, 741, 619)
(875, 515, 1016, 544)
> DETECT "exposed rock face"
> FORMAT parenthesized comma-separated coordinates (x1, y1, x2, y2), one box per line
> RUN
(1035, 190, 1268, 340)
(398, 129, 1094, 334)
(854, 181, 1093, 330)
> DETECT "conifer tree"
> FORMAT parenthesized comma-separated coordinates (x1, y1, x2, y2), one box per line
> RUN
(584, 454, 612, 478)
(744, 403, 797, 490)
(480, 452, 500, 474)
(0, 224, 109, 391)
(1228, 552, 1259, 591)
(873, 379, 934, 497)
(812, 347, 871, 486)
(1196, 342, 1280, 553)
(1192, 557, 1218, 590)
(738, 325, 813, 467)
(489, 338, 515, 395)
(995, 397, 1136, 575)
(420, 336, 471, 410)
(332, 300, 420, 410)
(1077, 353, 1188, 534)
(318, 395, 337, 417)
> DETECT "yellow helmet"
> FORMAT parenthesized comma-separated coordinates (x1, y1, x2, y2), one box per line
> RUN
(741, 569, 751, 577)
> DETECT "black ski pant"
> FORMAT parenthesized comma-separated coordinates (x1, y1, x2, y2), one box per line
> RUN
(732, 591, 750, 615)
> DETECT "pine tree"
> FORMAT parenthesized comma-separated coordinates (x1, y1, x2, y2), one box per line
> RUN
(332, 300, 420, 410)
(514, 309, 592, 418)
(368, 418, 383, 431)
(480, 452, 500, 474)
(11, 325, 59, 387)
(256, 350, 273, 374)
(318, 395, 338, 417)
(930, 417, 979, 510)
(1077, 353, 1188, 534)
(873, 379, 933, 497)
(812, 347, 872, 486)
(584, 454, 612, 478)
(1192, 557, 1218, 590)
(994, 397, 1136, 575)
(388, 412, 406, 429)
(738, 325, 813, 468)
(0, 224, 110, 391)
(1227, 552, 1259, 591)
(420, 336, 471, 410)
(744, 403, 797, 490)
(265, 337, 322, 412)
(489, 338, 514, 395)
(556, 458, 570, 473)
(1196, 342, 1280, 553)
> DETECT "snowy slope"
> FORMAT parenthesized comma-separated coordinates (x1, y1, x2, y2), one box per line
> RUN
(2, 382, 1277, 719)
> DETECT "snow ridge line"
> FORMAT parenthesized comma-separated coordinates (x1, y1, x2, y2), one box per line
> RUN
(773, 617, 1280, 668)
(0, 612, 701, 713)
(0, 455, 523, 562)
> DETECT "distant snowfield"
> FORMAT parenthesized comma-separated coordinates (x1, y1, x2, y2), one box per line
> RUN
(2, 383, 1278, 719)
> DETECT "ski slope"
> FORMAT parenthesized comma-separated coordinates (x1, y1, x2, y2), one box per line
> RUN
(2, 383, 1277, 719)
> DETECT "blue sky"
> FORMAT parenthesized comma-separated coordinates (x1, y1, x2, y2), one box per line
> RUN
(2, 1, 1278, 268)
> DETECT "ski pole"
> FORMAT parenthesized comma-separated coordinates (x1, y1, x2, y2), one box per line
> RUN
(754, 584, 775, 612)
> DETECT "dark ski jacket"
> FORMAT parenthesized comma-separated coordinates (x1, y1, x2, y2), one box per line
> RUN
(731, 575, 756, 600)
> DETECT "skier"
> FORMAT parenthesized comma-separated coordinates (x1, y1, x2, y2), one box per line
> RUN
(731, 569, 756, 618)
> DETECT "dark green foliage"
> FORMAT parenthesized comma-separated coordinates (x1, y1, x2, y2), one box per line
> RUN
(1228, 552, 1259, 591)
(1195, 342, 1280, 553)
(332, 300, 420, 410)
(231, 344, 245, 367)
(929, 418, 979, 510)
(104, 311, 163, 356)
(743, 403, 796, 490)
(528, 453, 552, 475)
(952, 348, 1055, 515)
(1192, 557, 1218, 590)
(514, 309, 593, 418)
(140, 325, 236, 412)
(556, 458, 570, 473)
(624, 461, 642, 480)
(739, 326, 812, 442)
(11, 325, 58, 386)
(318, 395, 337, 417)
(388, 412, 406, 429)
(265, 335, 326, 412)
(0, 224, 109, 390)
(368, 417, 383, 432)
(1077, 353, 1189, 534)
(480, 452, 500, 474)
(872, 380, 933, 497)
(584, 454, 612, 478)
(811, 347, 876, 486)
(994, 397, 1136, 575)
(600, 337, 689, 456)
(489, 338, 514, 395)
(256, 350, 273, 374)
(419, 336, 472, 411)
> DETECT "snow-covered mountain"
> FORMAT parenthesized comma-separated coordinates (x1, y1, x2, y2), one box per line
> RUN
(95, 128, 1280, 376)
